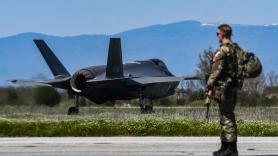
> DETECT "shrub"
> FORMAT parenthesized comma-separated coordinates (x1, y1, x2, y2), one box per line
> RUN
(0, 87, 22, 105)
(34, 86, 61, 107)
(158, 98, 178, 106)
(187, 89, 206, 102)
(238, 90, 277, 106)
(176, 99, 186, 106)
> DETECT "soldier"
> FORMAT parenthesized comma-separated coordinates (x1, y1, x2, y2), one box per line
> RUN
(207, 24, 239, 156)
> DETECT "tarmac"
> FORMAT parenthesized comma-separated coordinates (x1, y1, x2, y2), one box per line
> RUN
(0, 137, 277, 156)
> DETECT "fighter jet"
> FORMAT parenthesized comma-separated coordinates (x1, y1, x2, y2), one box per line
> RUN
(10, 38, 198, 114)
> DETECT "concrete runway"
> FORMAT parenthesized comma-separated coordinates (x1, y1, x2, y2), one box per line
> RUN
(0, 137, 277, 156)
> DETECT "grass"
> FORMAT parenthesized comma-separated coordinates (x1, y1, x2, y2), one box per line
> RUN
(0, 105, 277, 136)
(0, 105, 277, 122)
(0, 118, 277, 137)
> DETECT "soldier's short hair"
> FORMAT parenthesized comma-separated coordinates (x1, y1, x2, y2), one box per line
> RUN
(218, 24, 232, 39)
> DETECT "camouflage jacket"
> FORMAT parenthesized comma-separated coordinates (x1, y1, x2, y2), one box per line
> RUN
(207, 41, 237, 89)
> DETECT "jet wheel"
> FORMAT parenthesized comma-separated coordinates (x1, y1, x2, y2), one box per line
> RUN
(68, 106, 79, 115)
(144, 105, 154, 114)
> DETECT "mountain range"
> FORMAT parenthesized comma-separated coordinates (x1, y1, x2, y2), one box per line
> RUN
(1, 20, 278, 86)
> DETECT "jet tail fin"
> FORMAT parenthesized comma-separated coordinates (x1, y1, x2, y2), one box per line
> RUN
(105, 38, 124, 79)
(34, 40, 71, 78)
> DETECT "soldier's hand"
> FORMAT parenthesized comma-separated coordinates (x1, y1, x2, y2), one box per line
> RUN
(207, 90, 213, 98)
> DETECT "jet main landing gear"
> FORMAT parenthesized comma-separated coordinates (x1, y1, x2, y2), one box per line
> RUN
(68, 95, 79, 115)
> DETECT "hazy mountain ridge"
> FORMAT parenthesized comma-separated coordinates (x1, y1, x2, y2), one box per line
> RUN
(1, 20, 278, 85)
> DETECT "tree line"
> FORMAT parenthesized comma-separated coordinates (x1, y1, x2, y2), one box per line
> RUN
(178, 48, 278, 107)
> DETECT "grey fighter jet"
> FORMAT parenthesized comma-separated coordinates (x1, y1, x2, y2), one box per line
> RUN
(10, 38, 198, 114)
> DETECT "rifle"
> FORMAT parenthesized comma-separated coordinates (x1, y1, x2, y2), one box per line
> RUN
(204, 73, 212, 123)
(183, 76, 203, 81)
(204, 95, 212, 122)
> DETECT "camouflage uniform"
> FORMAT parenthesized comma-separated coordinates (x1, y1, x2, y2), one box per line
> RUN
(207, 40, 238, 143)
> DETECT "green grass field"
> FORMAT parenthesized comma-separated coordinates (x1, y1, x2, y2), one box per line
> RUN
(0, 105, 277, 136)
(0, 118, 277, 137)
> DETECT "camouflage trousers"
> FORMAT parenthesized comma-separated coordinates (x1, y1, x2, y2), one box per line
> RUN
(214, 86, 237, 143)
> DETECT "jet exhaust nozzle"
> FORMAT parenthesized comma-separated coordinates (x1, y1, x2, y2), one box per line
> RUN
(70, 69, 95, 93)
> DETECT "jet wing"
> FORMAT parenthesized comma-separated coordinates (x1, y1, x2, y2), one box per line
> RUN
(9, 76, 71, 89)
(129, 77, 183, 85)
(85, 76, 201, 88)
(86, 76, 183, 87)
(9, 79, 51, 86)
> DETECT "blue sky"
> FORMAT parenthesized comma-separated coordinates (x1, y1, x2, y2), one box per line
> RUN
(0, 0, 277, 37)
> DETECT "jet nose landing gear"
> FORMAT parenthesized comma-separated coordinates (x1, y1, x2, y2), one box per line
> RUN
(143, 105, 155, 114)
(139, 89, 155, 114)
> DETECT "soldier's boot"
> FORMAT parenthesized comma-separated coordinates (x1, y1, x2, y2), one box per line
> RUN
(221, 142, 238, 156)
(212, 141, 228, 156)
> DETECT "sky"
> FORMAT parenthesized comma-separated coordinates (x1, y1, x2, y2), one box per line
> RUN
(0, 0, 277, 37)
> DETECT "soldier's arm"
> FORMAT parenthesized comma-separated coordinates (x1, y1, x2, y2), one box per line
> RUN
(206, 47, 227, 89)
